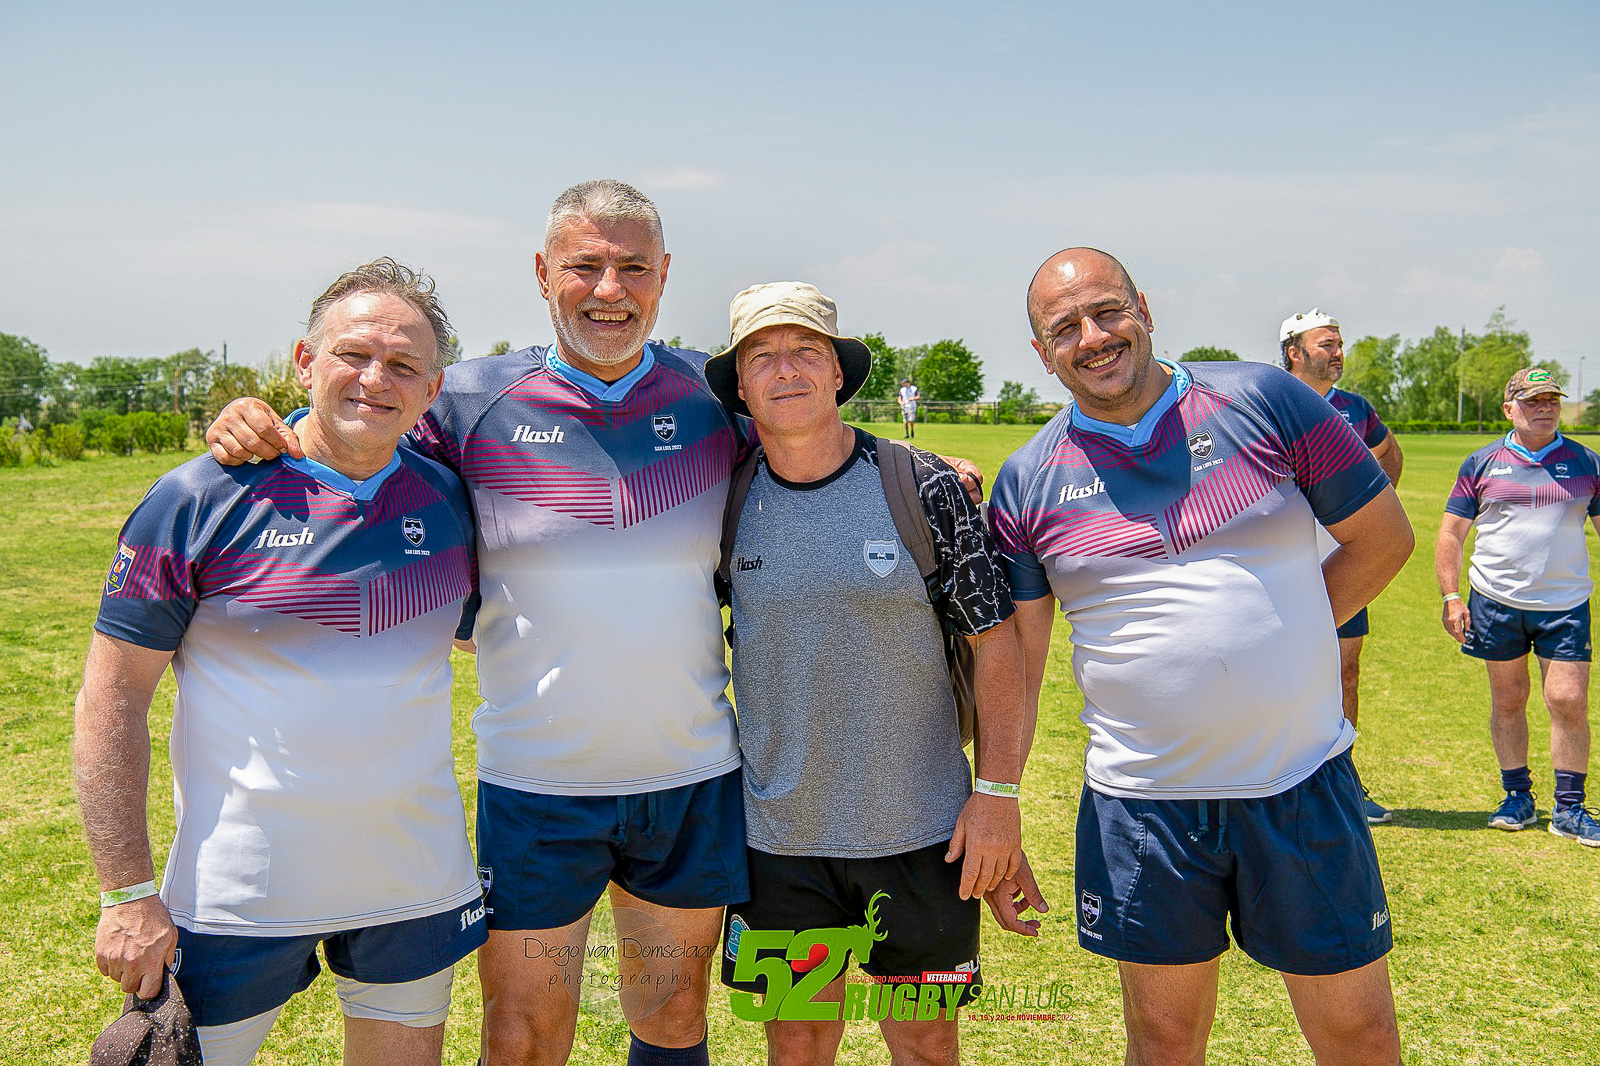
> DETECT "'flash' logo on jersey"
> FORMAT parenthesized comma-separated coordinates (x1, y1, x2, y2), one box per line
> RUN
(511, 425, 565, 444)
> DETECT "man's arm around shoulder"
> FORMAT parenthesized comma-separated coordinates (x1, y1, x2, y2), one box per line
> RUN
(75, 633, 180, 999)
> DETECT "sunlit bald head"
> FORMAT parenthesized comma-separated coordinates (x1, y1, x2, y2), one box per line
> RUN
(1027, 248, 1139, 345)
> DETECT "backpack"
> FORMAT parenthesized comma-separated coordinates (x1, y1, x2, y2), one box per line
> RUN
(717, 436, 978, 746)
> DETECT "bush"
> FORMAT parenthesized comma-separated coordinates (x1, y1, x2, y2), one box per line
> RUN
(47, 423, 85, 460)
(128, 411, 187, 453)
(0, 431, 20, 467)
(99, 414, 135, 455)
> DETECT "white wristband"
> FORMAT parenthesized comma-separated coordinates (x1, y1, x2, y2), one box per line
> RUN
(1442, 592, 1462, 603)
(974, 778, 1021, 799)
(100, 880, 159, 908)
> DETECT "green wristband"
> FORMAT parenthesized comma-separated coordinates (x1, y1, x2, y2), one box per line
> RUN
(100, 880, 158, 908)
(974, 778, 1021, 799)
(1443, 592, 1462, 603)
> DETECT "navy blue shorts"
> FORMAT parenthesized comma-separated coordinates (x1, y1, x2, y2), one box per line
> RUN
(1461, 592, 1592, 662)
(1336, 607, 1369, 640)
(476, 769, 749, 931)
(720, 842, 983, 1007)
(1074, 749, 1392, 977)
(172, 901, 487, 1027)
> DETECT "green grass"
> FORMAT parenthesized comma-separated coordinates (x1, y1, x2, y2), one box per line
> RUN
(4, 430, 1599, 1064)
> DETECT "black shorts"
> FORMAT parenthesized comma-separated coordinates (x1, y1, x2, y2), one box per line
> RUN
(1336, 606, 1369, 640)
(720, 842, 982, 1015)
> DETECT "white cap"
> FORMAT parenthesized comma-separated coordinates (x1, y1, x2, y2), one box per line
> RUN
(1279, 307, 1340, 344)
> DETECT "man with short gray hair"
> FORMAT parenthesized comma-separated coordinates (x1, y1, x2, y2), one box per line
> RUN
(79, 259, 482, 1066)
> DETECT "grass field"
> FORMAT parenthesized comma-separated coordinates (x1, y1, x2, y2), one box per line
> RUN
(3, 425, 1598, 1065)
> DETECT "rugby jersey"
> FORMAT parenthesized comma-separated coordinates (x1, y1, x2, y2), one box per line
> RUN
(410, 342, 742, 795)
(989, 361, 1388, 800)
(1446, 432, 1600, 611)
(96, 449, 482, 936)
(1325, 386, 1390, 449)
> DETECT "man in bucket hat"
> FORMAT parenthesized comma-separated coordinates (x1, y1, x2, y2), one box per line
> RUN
(1436, 366, 1600, 845)
(706, 282, 1041, 1065)
(1280, 307, 1405, 825)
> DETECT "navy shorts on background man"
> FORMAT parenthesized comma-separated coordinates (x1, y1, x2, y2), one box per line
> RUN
(1462, 591, 1592, 663)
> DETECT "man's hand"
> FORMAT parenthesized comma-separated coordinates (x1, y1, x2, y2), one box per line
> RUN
(1442, 597, 1470, 644)
(95, 895, 178, 1000)
(982, 850, 1048, 936)
(941, 456, 984, 505)
(946, 794, 1022, 899)
(206, 397, 303, 465)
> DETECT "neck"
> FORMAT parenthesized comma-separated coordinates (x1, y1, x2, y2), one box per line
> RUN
(1513, 427, 1557, 452)
(1076, 360, 1175, 426)
(296, 414, 395, 481)
(1298, 371, 1335, 395)
(762, 419, 856, 483)
(557, 344, 644, 383)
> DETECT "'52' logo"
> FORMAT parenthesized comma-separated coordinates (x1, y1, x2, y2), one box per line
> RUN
(729, 891, 890, 1021)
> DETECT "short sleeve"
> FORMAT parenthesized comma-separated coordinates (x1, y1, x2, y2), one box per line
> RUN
(1444, 455, 1483, 520)
(987, 454, 1053, 602)
(95, 477, 208, 651)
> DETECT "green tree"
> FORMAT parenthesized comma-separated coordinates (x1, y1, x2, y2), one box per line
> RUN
(1395, 327, 1465, 422)
(996, 380, 1041, 421)
(1341, 334, 1400, 419)
(486, 340, 513, 357)
(0, 332, 52, 419)
(1179, 346, 1240, 362)
(207, 365, 262, 424)
(855, 333, 901, 401)
(915, 339, 984, 403)
(1460, 309, 1551, 428)
(260, 354, 308, 418)
(1582, 389, 1600, 428)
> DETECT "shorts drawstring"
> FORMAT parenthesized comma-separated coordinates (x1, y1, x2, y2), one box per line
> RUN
(1191, 799, 1228, 845)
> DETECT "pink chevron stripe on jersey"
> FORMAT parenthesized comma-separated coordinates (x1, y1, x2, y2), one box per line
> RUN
(1164, 441, 1288, 555)
(253, 466, 362, 521)
(198, 552, 362, 633)
(1288, 415, 1370, 487)
(460, 437, 616, 526)
(368, 545, 473, 635)
(505, 374, 609, 426)
(1031, 506, 1167, 560)
(367, 463, 448, 526)
(107, 544, 193, 600)
(616, 362, 706, 422)
(409, 413, 462, 472)
(617, 426, 735, 528)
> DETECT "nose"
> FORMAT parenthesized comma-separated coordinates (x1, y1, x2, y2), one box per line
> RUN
(1078, 314, 1113, 350)
(594, 266, 625, 302)
(358, 358, 389, 389)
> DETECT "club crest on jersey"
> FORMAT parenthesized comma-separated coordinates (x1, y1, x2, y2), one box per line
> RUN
(403, 516, 425, 546)
(1556, 463, 1570, 478)
(105, 545, 136, 594)
(653, 414, 677, 442)
(864, 539, 899, 577)
(1187, 432, 1214, 459)
(1080, 890, 1102, 928)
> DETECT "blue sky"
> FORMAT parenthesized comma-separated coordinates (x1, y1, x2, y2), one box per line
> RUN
(3, 0, 1596, 396)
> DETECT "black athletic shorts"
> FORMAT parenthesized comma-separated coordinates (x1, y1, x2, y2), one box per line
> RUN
(720, 841, 982, 1011)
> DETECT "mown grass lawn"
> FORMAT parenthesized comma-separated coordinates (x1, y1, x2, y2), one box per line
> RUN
(3, 427, 1597, 1064)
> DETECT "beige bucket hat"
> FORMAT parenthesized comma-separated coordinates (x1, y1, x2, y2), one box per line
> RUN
(704, 282, 872, 418)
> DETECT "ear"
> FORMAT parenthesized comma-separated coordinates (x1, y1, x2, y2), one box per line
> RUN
(1031, 337, 1052, 371)
(293, 338, 316, 389)
(658, 251, 671, 292)
(1136, 291, 1153, 332)
(534, 252, 551, 299)
(1503, 400, 1515, 420)
(423, 367, 445, 408)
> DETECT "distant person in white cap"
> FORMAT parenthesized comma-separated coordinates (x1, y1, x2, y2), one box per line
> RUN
(1281, 307, 1404, 825)
(898, 377, 921, 438)
(705, 281, 1040, 1066)
(1436, 366, 1600, 847)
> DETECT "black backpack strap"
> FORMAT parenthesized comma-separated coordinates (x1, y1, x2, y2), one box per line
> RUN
(716, 444, 764, 603)
(874, 437, 938, 583)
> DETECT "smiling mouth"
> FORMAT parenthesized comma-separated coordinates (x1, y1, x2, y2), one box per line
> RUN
(1079, 347, 1124, 372)
(586, 310, 630, 323)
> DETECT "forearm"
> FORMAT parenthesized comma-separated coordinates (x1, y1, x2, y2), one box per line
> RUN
(1375, 435, 1403, 487)
(1435, 528, 1468, 596)
(1321, 487, 1413, 624)
(75, 689, 157, 890)
(970, 620, 1026, 784)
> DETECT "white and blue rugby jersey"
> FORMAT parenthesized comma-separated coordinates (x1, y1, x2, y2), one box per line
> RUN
(1446, 433, 1600, 611)
(96, 450, 482, 936)
(1316, 386, 1393, 559)
(410, 342, 742, 795)
(989, 361, 1389, 800)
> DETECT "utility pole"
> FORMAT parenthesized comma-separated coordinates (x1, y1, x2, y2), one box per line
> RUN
(222, 341, 228, 367)
(1457, 326, 1465, 424)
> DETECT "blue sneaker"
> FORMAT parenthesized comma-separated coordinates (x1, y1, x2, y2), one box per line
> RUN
(1488, 791, 1537, 831)
(1549, 805, 1600, 847)
(1363, 789, 1394, 825)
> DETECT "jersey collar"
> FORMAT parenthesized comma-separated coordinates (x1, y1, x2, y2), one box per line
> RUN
(281, 408, 403, 499)
(546, 343, 657, 401)
(1503, 430, 1564, 464)
(1068, 359, 1189, 447)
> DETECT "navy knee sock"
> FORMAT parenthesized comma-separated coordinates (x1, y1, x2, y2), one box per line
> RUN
(1554, 770, 1587, 812)
(627, 1032, 710, 1066)
(1501, 766, 1533, 795)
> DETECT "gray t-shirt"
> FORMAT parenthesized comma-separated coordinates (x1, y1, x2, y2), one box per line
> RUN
(728, 431, 1013, 857)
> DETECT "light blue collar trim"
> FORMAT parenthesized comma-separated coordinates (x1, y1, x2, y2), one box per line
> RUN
(1069, 360, 1189, 447)
(546, 343, 656, 401)
(1322, 385, 1338, 400)
(282, 409, 401, 499)
(1503, 430, 1563, 464)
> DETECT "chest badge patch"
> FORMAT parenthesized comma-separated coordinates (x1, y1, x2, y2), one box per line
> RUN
(403, 516, 425, 546)
(1187, 432, 1214, 459)
(864, 539, 899, 577)
(105, 544, 136, 594)
(653, 414, 677, 442)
